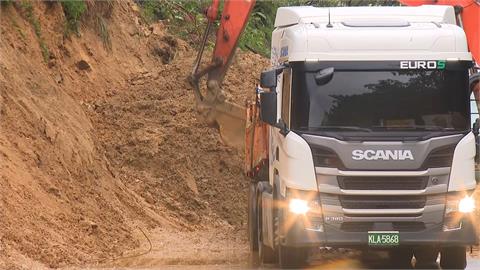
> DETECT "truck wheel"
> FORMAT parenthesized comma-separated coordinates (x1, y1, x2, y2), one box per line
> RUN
(247, 182, 258, 252)
(414, 247, 439, 269)
(440, 246, 467, 270)
(388, 247, 413, 269)
(257, 195, 276, 264)
(278, 245, 309, 269)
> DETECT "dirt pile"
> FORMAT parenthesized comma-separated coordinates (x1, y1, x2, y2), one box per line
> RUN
(0, 2, 163, 268)
(0, 0, 268, 268)
(90, 45, 268, 230)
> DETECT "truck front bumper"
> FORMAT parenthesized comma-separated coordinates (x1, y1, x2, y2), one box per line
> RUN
(281, 217, 478, 248)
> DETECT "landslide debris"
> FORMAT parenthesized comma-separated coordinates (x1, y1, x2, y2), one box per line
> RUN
(0, 0, 268, 268)
(89, 36, 269, 230)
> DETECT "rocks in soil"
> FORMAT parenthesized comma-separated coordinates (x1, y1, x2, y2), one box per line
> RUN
(76, 60, 91, 71)
(54, 74, 63, 84)
(151, 23, 164, 36)
(148, 36, 178, 64)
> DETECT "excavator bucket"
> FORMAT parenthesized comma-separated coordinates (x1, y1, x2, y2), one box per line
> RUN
(188, 0, 256, 151)
(188, 70, 246, 150)
(212, 101, 246, 150)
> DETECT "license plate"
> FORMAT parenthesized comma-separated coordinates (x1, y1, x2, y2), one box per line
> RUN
(368, 231, 399, 246)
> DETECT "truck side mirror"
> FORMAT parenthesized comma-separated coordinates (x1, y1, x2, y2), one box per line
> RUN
(260, 66, 283, 89)
(259, 91, 277, 126)
(315, 67, 334, 86)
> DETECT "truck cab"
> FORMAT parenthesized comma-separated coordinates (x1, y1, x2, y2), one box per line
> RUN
(248, 5, 479, 269)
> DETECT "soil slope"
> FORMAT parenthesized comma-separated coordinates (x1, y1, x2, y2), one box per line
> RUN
(0, 1, 268, 268)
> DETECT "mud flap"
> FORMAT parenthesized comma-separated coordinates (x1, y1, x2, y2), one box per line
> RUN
(257, 182, 275, 249)
(261, 191, 274, 249)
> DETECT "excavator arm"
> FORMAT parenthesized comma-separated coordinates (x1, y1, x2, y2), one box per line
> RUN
(188, 0, 256, 149)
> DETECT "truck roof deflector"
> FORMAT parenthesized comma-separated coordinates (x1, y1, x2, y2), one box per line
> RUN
(342, 19, 410, 27)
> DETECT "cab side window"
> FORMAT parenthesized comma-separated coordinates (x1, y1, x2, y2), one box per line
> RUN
(281, 68, 292, 127)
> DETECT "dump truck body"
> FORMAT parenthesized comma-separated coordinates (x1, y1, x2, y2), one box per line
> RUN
(248, 5, 478, 268)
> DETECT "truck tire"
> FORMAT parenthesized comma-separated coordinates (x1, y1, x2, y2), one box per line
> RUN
(247, 182, 258, 252)
(440, 246, 467, 270)
(257, 193, 277, 264)
(278, 245, 309, 269)
(249, 165, 268, 253)
(414, 247, 439, 269)
(388, 247, 413, 269)
(271, 177, 309, 268)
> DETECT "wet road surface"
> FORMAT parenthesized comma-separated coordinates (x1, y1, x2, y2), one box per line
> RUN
(106, 251, 480, 269)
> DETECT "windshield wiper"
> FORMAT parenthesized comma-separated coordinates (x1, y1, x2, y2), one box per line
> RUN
(298, 126, 373, 132)
(372, 125, 454, 131)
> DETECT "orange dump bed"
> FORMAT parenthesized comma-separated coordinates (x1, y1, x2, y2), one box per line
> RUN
(245, 100, 269, 177)
(400, 0, 479, 64)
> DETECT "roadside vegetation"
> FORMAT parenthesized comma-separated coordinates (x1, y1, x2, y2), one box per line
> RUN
(60, 0, 112, 50)
(9, 0, 112, 62)
(19, 0, 50, 62)
(60, 0, 87, 36)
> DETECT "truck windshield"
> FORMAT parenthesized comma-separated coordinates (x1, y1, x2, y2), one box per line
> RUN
(290, 64, 470, 133)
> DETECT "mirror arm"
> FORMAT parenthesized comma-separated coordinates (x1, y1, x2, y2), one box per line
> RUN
(474, 119, 480, 137)
(276, 119, 289, 137)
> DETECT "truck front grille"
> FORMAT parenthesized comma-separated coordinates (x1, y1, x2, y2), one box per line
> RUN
(340, 222, 372, 232)
(393, 222, 426, 232)
(340, 222, 426, 232)
(340, 195, 426, 209)
(421, 144, 455, 169)
(338, 176, 428, 190)
(311, 146, 345, 169)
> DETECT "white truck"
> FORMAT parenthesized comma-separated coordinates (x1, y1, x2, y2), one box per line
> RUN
(246, 5, 479, 269)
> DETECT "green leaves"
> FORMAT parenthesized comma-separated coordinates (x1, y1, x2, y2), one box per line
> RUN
(20, 0, 50, 62)
(138, 0, 207, 44)
(60, 0, 87, 35)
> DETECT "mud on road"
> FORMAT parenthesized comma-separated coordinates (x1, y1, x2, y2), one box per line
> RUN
(107, 228, 249, 267)
(105, 244, 480, 270)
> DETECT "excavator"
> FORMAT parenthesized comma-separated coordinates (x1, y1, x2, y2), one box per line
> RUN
(188, 0, 479, 154)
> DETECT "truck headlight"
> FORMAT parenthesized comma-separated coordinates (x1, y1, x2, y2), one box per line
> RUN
(286, 189, 324, 230)
(289, 199, 310, 215)
(459, 196, 475, 213)
(287, 193, 322, 216)
(443, 192, 476, 231)
(446, 194, 476, 214)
